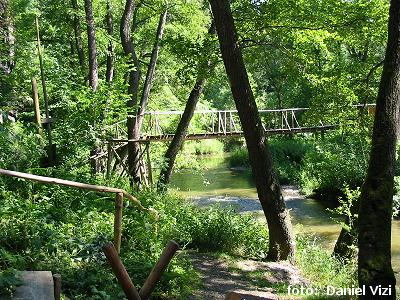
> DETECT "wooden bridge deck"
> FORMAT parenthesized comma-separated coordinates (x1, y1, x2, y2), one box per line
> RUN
(109, 124, 337, 143)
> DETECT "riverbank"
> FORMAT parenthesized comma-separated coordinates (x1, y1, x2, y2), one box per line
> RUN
(171, 155, 400, 296)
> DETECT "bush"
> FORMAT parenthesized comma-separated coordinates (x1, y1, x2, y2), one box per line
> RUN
(229, 147, 250, 168)
(296, 232, 357, 291)
(0, 122, 45, 171)
(299, 133, 369, 201)
(182, 139, 224, 155)
(228, 137, 311, 184)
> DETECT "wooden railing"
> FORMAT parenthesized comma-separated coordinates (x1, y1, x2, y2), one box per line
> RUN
(0, 168, 148, 253)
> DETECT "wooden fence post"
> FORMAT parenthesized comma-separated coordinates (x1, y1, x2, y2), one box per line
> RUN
(114, 192, 123, 253)
(53, 274, 61, 300)
(106, 142, 113, 178)
(103, 242, 141, 300)
(139, 240, 179, 300)
(145, 142, 153, 186)
(31, 77, 42, 132)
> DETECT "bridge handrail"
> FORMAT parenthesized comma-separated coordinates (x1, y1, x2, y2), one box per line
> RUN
(124, 107, 310, 117)
(108, 104, 375, 124)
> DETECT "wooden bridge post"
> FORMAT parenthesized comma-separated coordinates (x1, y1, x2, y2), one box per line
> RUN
(211, 112, 215, 133)
(31, 78, 42, 132)
(53, 274, 61, 300)
(114, 192, 123, 254)
(145, 142, 153, 186)
(106, 142, 113, 178)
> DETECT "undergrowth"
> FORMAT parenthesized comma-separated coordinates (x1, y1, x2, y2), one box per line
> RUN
(0, 170, 269, 298)
(228, 137, 310, 184)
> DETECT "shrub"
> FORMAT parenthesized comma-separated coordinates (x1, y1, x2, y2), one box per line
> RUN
(299, 133, 369, 201)
(0, 122, 44, 171)
(227, 137, 311, 184)
(182, 139, 224, 155)
(295, 232, 357, 290)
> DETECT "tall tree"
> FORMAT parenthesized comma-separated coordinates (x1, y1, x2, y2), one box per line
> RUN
(120, 0, 141, 183)
(0, 0, 14, 75)
(133, 10, 167, 136)
(120, 4, 167, 184)
(84, 0, 98, 91)
(158, 22, 216, 188)
(71, 0, 85, 67)
(105, 0, 114, 83)
(357, 0, 399, 297)
(209, 0, 295, 260)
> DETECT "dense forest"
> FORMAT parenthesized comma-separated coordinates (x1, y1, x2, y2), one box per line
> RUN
(0, 0, 399, 299)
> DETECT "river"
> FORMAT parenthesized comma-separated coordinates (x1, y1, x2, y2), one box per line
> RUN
(170, 154, 400, 288)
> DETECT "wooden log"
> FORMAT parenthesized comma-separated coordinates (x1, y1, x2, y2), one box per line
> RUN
(0, 168, 145, 210)
(52, 274, 61, 300)
(145, 142, 153, 185)
(103, 242, 141, 300)
(114, 192, 123, 254)
(0, 271, 55, 300)
(139, 240, 179, 300)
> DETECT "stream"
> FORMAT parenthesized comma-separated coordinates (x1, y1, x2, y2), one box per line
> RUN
(170, 154, 400, 287)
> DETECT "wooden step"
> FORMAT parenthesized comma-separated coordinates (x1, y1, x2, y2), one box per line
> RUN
(0, 271, 55, 300)
(226, 290, 279, 300)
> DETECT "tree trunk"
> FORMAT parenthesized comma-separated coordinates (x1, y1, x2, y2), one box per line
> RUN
(133, 10, 167, 137)
(158, 78, 206, 188)
(157, 22, 216, 188)
(209, 0, 295, 261)
(120, 0, 141, 183)
(0, 0, 15, 75)
(333, 211, 358, 259)
(71, 0, 85, 67)
(84, 0, 98, 91)
(105, 0, 114, 83)
(357, 0, 399, 297)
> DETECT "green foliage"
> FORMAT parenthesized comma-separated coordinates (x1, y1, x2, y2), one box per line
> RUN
(228, 137, 311, 184)
(172, 140, 224, 170)
(296, 233, 357, 290)
(182, 140, 224, 156)
(0, 122, 44, 171)
(329, 186, 360, 233)
(0, 166, 270, 298)
(229, 147, 251, 168)
(299, 133, 369, 200)
(0, 269, 21, 297)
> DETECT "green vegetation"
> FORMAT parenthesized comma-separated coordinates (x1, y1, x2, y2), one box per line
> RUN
(227, 134, 366, 199)
(0, 182, 256, 297)
(228, 137, 311, 185)
(1, 0, 399, 297)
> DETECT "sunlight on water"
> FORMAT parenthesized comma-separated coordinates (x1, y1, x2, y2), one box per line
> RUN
(171, 154, 400, 284)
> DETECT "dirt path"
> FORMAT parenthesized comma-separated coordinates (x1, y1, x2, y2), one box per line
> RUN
(188, 252, 308, 299)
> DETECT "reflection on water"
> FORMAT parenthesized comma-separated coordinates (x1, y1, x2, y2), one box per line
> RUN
(171, 154, 400, 284)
